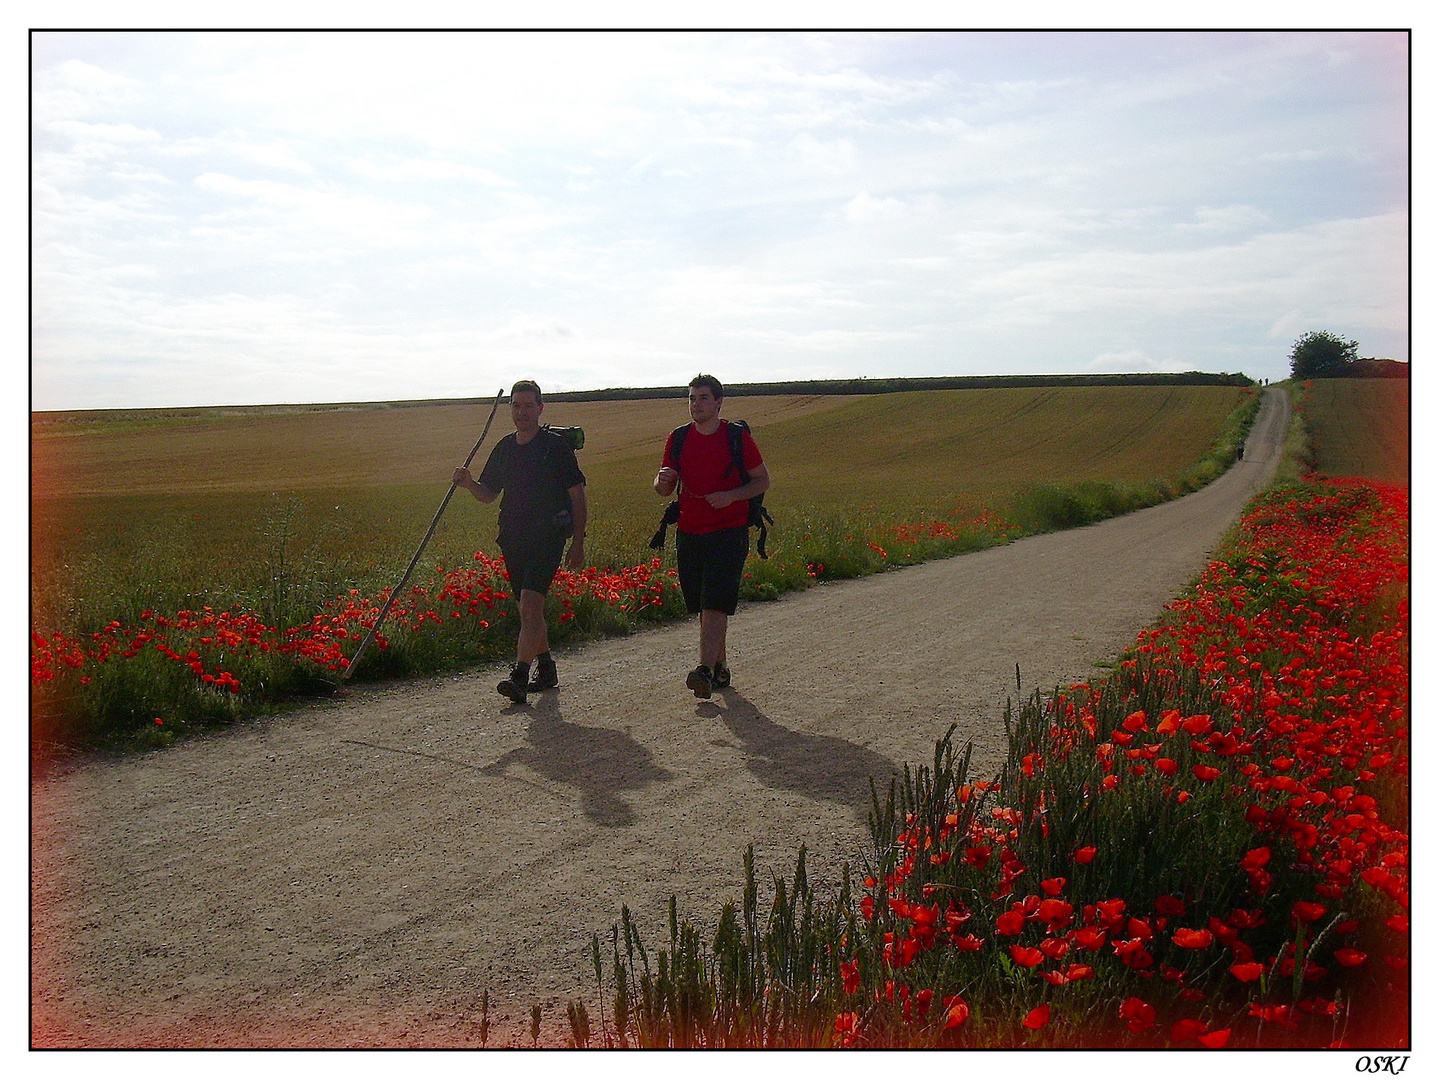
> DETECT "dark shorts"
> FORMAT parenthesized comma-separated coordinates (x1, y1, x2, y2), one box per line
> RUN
(499, 531, 567, 596)
(675, 526, 749, 616)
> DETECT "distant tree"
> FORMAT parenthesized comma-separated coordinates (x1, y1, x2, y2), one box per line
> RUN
(1289, 331, 1360, 379)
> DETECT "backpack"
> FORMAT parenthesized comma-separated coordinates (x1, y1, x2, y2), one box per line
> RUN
(536, 424, 585, 535)
(541, 424, 585, 451)
(648, 418, 774, 558)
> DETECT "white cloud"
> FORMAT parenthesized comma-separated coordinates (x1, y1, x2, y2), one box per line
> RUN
(1176, 205, 1272, 233)
(27, 30, 1410, 409)
(1087, 350, 1185, 373)
(1267, 309, 1305, 340)
(843, 191, 907, 223)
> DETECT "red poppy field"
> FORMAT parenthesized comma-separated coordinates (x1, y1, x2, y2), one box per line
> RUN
(581, 476, 1408, 1048)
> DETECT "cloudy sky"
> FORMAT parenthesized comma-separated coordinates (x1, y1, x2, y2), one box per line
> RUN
(30, 30, 1409, 411)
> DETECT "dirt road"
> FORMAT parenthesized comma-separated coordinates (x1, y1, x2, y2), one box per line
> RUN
(30, 389, 1288, 1047)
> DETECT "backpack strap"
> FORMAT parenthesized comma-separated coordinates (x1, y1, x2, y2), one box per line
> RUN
(725, 418, 750, 482)
(649, 424, 691, 551)
(726, 419, 773, 559)
(667, 423, 690, 473)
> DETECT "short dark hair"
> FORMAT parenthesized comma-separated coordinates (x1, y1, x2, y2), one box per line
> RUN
(688, 374, 723, 401)
(510, 379, 542, 403)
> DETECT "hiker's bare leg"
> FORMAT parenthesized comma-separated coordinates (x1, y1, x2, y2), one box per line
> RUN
(700, 609, 727, 669)
(517, 589, 549, 664)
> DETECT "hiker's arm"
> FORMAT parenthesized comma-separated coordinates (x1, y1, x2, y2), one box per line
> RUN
(565, 484, 588, 569)
(704, 463, 770, 508)
(452, 467, 498, 503)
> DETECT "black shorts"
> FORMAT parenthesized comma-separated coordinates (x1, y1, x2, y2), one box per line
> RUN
(675, 526, 749, 615)
(499, 531, 567, 596)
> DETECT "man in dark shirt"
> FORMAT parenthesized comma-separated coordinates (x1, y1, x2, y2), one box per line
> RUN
(453, 380, 587, 704)
(653, 374, 770, 699)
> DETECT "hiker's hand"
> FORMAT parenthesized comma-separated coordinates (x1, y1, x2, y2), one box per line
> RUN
(452, 467, 473, 488)
(655, 467, 678, 495)
(566, 538, 585, 569)
(705, 490, 737, 509)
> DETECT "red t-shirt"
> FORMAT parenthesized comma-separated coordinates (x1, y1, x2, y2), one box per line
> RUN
(662, 420, 765, 534)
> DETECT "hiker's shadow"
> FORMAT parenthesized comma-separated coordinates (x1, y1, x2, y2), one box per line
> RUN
(702, 691, 900, 823)
(482, 698, 672, 828)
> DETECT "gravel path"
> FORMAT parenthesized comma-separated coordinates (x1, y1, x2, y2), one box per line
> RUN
(30, 388, 1288, 1047)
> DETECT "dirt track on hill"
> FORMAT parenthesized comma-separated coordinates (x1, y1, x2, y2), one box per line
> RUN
(30, 389, 1288, 1048)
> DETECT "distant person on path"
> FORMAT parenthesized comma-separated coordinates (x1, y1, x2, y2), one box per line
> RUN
(654, 374, 770, 699)
(453, 380, 587, 704)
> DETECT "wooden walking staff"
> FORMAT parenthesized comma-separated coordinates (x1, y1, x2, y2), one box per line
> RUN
(342, 389, 505, 681)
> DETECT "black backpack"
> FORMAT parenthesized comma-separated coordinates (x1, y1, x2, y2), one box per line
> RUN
(649, 419, 774, 557)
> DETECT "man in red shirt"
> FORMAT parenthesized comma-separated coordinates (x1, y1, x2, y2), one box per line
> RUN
(654, 374, 771, 698)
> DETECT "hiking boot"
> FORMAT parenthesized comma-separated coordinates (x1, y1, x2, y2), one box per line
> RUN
(529, 655, 559, 691)
(712, 662, 731, 689)
(686, 665, 713, 699)
(497, 663, 530, 704)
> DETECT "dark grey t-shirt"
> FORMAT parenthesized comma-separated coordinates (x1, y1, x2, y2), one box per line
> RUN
(478, 430, 585, 543)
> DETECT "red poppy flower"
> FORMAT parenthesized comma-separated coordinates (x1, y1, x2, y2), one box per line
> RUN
(996, 910, 1026, 936)
(1022, 1004, 1050, 1030)
(1154, 758, 1178, 776)
(1248, 1003, 1295, 1028)
(1039, 970, 1068, 986)
(950, 933, 985, 951)
(1009, 945, 1044, 968)
(1192, 763, 1221, 782)
(1291, 901, 1327, 924)
(1113, 938, 1154, 969)
(1122, 710, 1149, 732)
(1074, 846, 1098, 864)
(833, 1011, 860, 1046)
(1385, 915, 1409, 934)
(1154, 895, 1186, 917)
(1070, 926, 1107, 951)
(1118, 997, 1155, 1033)
(1226, 908, 1265, 930)
(1094, 898, 1127, 925)
(912, 988, 933, 1021)
(1181, 714, 1213, 735)
(1039, 937, 1070, 959)
(1064, 963, 1094, 982)
(840, 959, 860, 994)
(1197, 1028, 1232, 1048)
(1229, 962, 1265, 982)
(1171, 1018, 1208, 1042)
(943, 995, 970, 1028)
(1037, 899, 1074, 929)
(1172, 928, 1214, 949)
(1041, 877, 1066, 896)
(1334, 948, 1367, 967)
